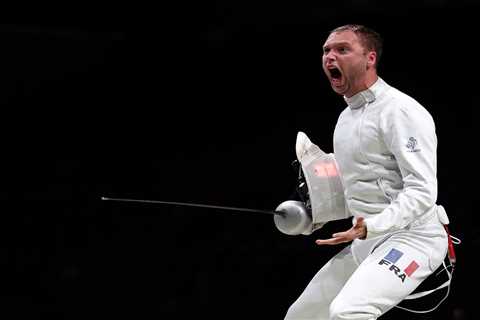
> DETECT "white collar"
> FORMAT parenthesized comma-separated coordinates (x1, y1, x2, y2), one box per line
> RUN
(344, 77, 387, 109)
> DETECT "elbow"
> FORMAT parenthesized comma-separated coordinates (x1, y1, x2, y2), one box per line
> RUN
(405, 180, 437, 210)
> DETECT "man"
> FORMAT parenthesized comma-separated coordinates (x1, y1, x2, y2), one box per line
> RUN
(284, 24, 449, 319)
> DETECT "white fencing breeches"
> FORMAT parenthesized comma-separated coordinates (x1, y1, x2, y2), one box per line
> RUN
(284, 214, 448, 320)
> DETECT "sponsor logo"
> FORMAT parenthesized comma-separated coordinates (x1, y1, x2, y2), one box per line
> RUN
(378, 248, 419, 283)
(406, 137, 421, 152)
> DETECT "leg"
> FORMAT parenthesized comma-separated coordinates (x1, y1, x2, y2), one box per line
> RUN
(284, 245, 358, 320)
(329, 223, 448, 320)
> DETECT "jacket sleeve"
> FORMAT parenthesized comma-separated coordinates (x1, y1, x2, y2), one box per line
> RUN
(364, 101, 438, 239)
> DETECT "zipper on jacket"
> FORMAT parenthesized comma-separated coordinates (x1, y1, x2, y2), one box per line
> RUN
(377, 177, 393, 202)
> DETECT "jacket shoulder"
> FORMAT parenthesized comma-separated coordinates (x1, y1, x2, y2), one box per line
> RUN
(380, 87, 434, 125)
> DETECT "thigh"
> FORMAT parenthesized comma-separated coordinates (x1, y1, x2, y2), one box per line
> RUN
(284, 245, 358, 320)
(330, 232, 447, 319)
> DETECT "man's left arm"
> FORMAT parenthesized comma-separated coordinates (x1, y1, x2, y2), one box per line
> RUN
(363, 102, 438, 239)
(316, 101, 438, 245)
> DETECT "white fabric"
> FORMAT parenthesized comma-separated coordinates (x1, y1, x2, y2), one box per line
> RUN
(296, 131, 318, 160)
(284, 213, 448, 320)
(333, 77, 449, 239)
(284, 78, 450, 319)
(296, 132, 351, 228)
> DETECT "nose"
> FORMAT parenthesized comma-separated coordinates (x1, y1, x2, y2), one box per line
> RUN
(323, 51, 336, 63)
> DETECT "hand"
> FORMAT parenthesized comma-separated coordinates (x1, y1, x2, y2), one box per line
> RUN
(315, 217, 367, 246)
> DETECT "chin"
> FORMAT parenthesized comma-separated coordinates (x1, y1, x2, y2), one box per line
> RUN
(332, 86, 347, 96)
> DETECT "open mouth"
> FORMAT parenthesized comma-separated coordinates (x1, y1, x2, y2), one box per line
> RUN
(329, 67, 342, 82)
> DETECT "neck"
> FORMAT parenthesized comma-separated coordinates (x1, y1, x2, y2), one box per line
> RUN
(345, 72, 378, 98)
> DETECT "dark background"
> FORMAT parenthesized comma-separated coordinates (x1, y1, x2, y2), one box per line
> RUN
(0, 1, 475, 319)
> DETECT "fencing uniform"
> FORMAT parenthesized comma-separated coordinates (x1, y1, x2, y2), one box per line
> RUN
(284, 78, 448, 320)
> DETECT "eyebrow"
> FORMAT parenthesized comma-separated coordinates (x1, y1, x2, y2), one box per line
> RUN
(323, 41, 351, 50)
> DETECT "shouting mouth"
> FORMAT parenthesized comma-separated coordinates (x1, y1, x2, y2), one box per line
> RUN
(328, 67, 343, 86)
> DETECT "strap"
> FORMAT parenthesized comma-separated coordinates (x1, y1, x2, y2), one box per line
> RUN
(396, 262, 453, 313)
(397, 223, 461, 313)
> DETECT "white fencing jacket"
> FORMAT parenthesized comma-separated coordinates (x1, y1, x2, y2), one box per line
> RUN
(333, 77, 446, 239)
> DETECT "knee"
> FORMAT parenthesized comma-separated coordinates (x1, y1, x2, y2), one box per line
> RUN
(329, 298, 347, 320)
(284, 300, 326, 320)
(284, 302, 302, 320)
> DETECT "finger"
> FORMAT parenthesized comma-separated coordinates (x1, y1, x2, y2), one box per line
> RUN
(332, 231, 349, 238)
(315, 237, 346, 245)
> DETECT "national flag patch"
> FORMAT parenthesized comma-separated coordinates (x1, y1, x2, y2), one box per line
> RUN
(378, 248, 420, 282)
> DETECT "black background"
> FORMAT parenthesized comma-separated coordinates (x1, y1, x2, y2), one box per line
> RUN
(0, 1, 475, 319)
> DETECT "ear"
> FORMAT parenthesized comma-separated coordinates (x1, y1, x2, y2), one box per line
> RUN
(366, 51, 377, 69)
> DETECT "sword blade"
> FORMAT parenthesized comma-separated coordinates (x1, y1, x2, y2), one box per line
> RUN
(101, 197, 283, 216)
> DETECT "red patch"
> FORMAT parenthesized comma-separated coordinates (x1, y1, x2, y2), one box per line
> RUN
(404, 261, 419, 277)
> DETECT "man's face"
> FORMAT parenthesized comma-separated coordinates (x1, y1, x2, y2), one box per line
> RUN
(322, 30, 375, 97)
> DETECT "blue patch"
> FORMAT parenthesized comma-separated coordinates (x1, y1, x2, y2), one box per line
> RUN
(384, 248, 403, 263)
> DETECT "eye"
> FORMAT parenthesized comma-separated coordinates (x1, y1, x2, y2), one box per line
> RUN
(338, 47, 348, 54)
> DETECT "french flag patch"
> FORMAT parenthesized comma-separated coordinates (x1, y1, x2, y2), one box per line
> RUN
(378, 249, 420, 282)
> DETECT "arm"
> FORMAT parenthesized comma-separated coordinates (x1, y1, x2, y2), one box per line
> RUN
(364, 101, 438, 239)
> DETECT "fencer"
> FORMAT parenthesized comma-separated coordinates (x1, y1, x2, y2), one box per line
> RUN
(283, 24, 451, 320)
